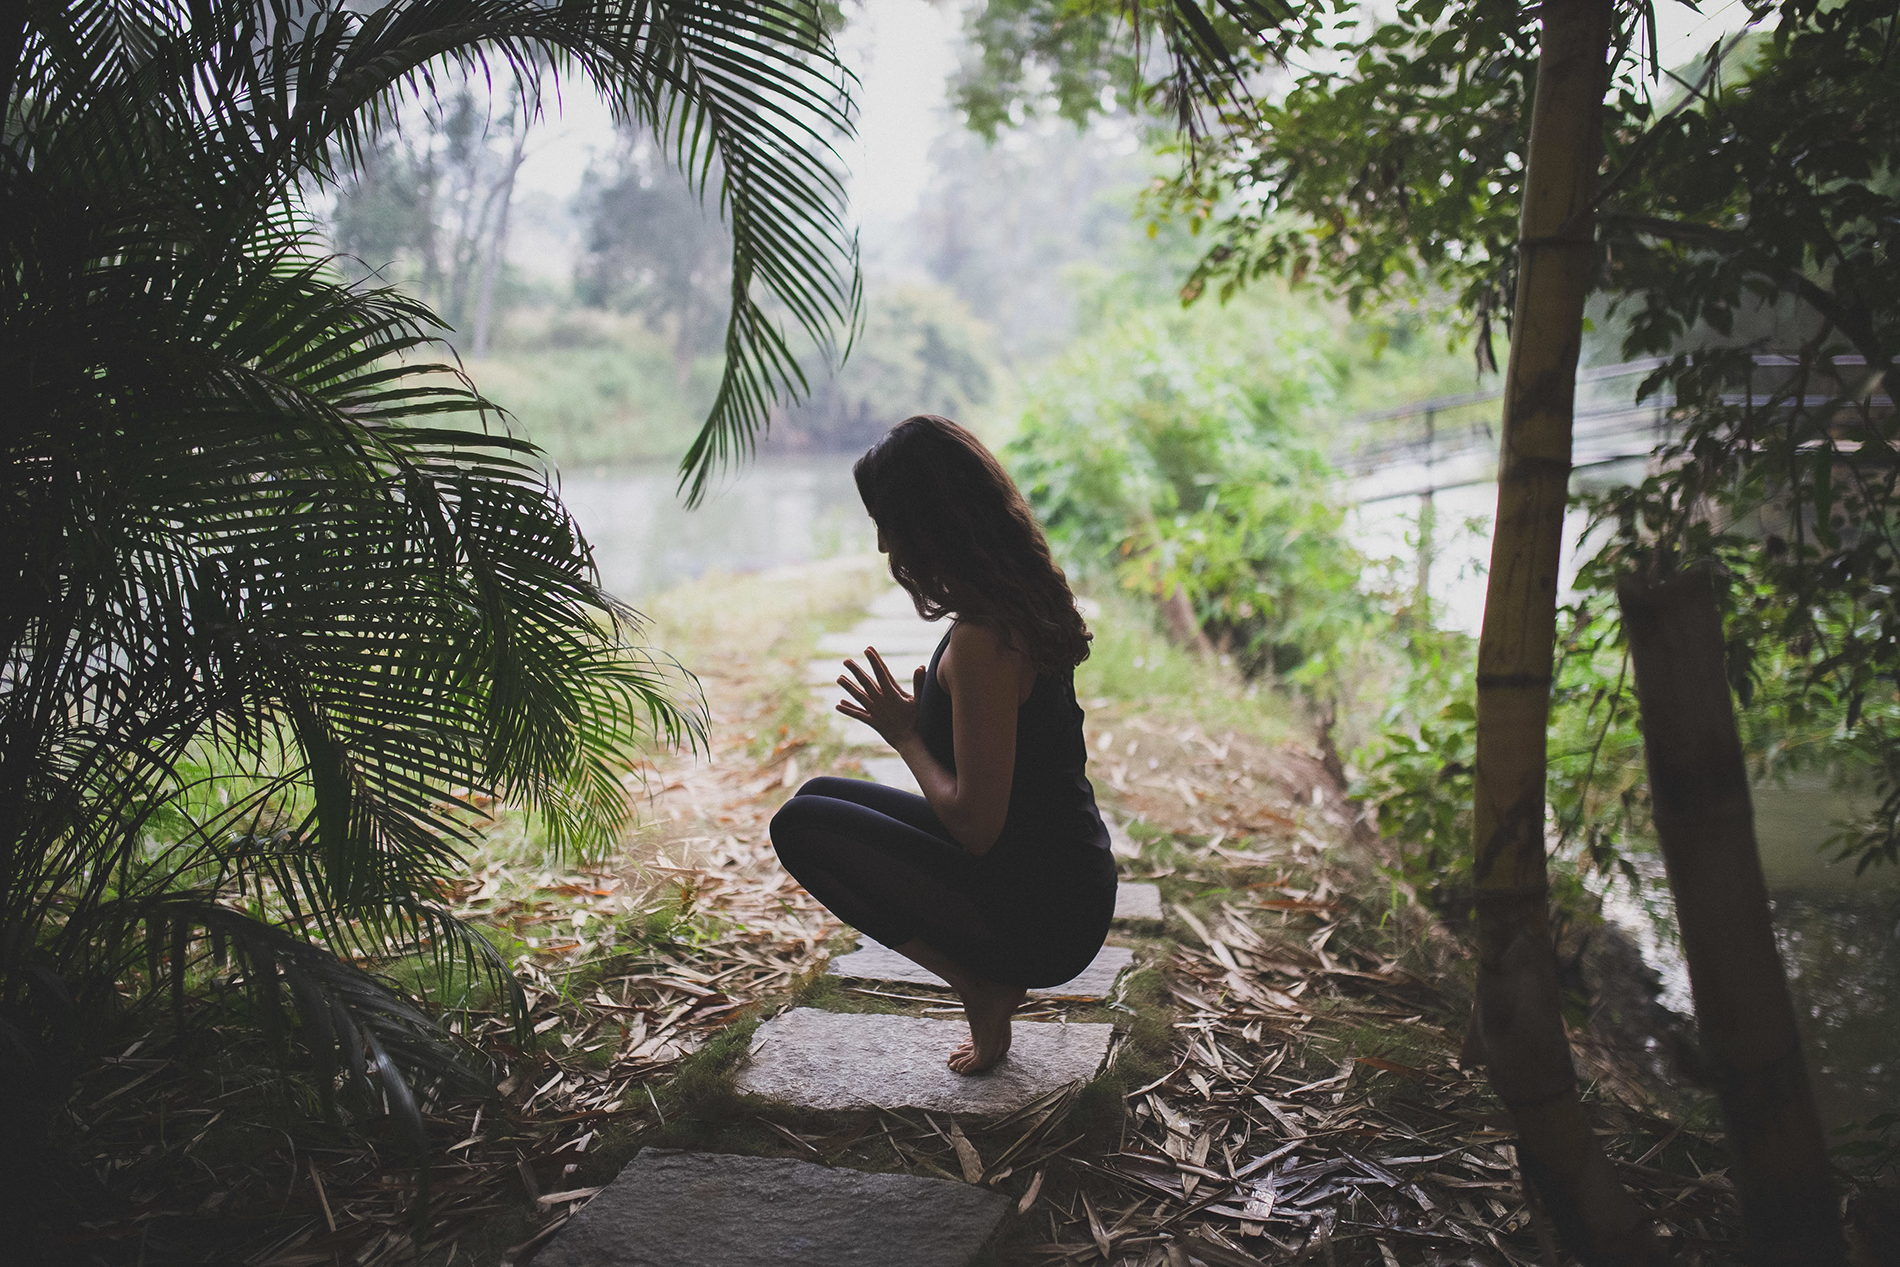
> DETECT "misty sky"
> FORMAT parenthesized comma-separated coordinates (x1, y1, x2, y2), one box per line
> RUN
(505, 0, 1752, 271)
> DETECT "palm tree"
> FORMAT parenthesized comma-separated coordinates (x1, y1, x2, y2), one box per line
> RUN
(0, 0, 858, 1197)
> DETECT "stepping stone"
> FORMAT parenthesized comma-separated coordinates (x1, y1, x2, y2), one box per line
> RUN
(736, 1008, 1113, 1115)
(542, 1148, 1008, 1267)
(816, 621, 946, 657)
(870, 588, 920, 618)
(1114, 881, 1163, 923)
(829, 942, 1135, 1001)
(860, 755, 920, 794)
(805, 659, 845, 684)
(824, 705, 890, 751)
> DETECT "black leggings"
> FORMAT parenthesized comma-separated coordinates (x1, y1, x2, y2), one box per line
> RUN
(769, 776, 1109, 989)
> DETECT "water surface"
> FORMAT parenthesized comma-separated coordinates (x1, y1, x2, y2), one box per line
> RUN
(559, 453, 873, 603)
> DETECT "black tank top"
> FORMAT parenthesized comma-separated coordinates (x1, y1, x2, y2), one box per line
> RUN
(914, 624, 1112, 869)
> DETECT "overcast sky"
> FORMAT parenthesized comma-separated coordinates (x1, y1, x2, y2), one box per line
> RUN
(507, 0, 1755, 252)
(513, 0, 958, 241)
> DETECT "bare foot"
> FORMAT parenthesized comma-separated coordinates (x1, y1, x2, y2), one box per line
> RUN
(947, 978, 1026, 1074)
(883, 940, 1027, 1075)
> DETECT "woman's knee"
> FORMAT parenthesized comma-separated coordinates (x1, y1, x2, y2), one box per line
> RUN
(768, 797, 806, 857)
(769, 793, 835, 866)
(792, 775, 865, 801)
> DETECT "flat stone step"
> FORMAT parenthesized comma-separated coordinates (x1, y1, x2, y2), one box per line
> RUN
(735, 1008, 1113, 1115)
(822, 702, 891, 751)
(542, 1148, 1008, 1267)
(816, 622, 946, 657)
(804, 658, 854, 685)
(829, 942, 1135, 1001)
(859, 755, 920, 794)
(1113, 882, 1163, 923)
(869, 588, 920, 618)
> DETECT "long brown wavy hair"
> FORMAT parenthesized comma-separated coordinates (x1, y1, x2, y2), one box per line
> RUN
(854, 415, 1091, 672)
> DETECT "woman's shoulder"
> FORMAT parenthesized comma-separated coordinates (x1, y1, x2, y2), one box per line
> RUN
(946, 617, 1027, 661)
(943, 618, 1036, 687)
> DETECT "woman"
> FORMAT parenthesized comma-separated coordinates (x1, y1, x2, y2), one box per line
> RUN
(770, 416, 1117, 1074)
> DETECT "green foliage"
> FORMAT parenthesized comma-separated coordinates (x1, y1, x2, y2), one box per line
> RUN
(470, 308, 721, 465)
(1166, 0, 1542, 359)
(1355, 632, 1478, 895)
(2, 0, 864, 1156)
(1006, 293, 1375, 682)
(1833, 1112, 1900, 1175)
(1019, 0, 1900, 887)
(779, 285, 1001, 448)
(1598, 3, 1898, 370)
(1355, 606, 1653, 912)
(1581, 454, 1900, 875)
(1545, 0, 1900, 874)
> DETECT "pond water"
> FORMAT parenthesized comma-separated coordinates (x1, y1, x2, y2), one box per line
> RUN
(558, 453, 874, 603)
(1353, 475, 1900, 1129)
(1748, 781, 1900, 1129)
(565, 452, 1899, 1129)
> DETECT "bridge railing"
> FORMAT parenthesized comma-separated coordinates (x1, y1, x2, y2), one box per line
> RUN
(1333, 355, 1889, 505)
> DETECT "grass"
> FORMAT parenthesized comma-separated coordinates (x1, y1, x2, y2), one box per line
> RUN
(1075, 587, 1298, 749)
(465, 308, 721, 469)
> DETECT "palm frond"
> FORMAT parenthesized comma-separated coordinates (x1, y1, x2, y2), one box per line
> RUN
(3, 0, 804, 1126)
(9, 0, 858, 501)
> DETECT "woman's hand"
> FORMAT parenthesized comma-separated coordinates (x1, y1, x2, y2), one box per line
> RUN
(836, 647, 926, 746)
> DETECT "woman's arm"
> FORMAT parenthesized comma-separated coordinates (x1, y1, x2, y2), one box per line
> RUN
(837, 622, 1033, 855)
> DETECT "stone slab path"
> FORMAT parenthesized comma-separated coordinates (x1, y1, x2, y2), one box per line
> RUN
(815, 622, 947, 657)
(829, 941, 1136, 1001)
(549, 588, 1147, 1266)
(856, 754, 919, 794)
(542, 1148, 1008, 1267)
(1113, 881, 1163, 922)
(734, 1008, 1114, 1116)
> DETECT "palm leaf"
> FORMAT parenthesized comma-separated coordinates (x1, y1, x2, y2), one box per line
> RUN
(11, 0, 859, 501)
(1, 0, 836, 1134)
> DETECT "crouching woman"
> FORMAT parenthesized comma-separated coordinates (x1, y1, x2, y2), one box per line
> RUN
(770, 415, 1116, 1073)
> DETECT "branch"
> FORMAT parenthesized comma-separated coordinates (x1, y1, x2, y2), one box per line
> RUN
(1606, 213, 1887, 372)
(1591, 29, 1754, 215)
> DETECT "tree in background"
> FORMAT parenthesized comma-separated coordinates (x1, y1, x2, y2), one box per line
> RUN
(1579, 5, 1900, 1254)
(0, 0, 859, 1241)
(575, 127, 732, 383)
(908, 122, 1161, 361)
(330, 77, 537, 356)
(774, 286, 999, 448)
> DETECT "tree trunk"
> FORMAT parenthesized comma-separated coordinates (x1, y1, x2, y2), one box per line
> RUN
(1617, 569, 1845, 1266)
(1469, 0, 1663, 1261)
(470, 116, 530, 359)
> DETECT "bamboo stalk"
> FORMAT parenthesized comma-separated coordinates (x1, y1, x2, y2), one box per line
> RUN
(1469, 0, 1663, 1260)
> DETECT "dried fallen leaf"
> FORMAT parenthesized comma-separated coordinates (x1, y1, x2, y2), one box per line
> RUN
(949, 1118, 983, 1184)
(1082, 1190, 1112, 1259)
(1017, 1167, 1045, 1215)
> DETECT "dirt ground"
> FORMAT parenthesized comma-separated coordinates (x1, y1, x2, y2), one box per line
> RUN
(51, 558, 1756, 1267)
